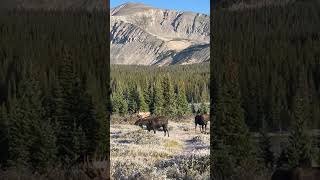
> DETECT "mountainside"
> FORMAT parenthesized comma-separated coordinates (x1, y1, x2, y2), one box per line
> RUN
(216, 0, 319, 10)
(0, 0, 106, 10)
(110, 3, 210, 66)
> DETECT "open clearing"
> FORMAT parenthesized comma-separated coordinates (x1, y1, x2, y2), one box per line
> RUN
(110, 116, 210, 180)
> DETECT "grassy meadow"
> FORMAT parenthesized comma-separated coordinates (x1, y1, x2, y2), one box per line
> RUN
(110, 115, 210, 180)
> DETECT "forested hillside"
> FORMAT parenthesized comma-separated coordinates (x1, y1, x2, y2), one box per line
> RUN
(213, 1, 320, 132)
(0, 0, 106, 10)
(111, 64, 210, 116)
(0, 10, 109, 173)
(212, 0, 320, 179)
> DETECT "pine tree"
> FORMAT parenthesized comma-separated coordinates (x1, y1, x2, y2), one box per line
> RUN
(29, 119, 57, 172)
(111, 91, 121, 114)
(8, 75, 57, 170)
(287, 70, 312, 168)
(144, 82, 152, 111)
(0, 104, 9, 165)
(68, 72, 101, 157)
(199, 102, 209, 114)
(93, 101, 108, 156)
(136, 85, 148, 112)
(176, 84, 190, 116)
(128, 85, 138, 114)
(117, 86, 128, 116)
(162, 75, 176, 115)
(212, 60, 257, 178)
(152, 79, 164, 115)
(270, 77, 283, 131)
(8, 96, 31, 168)
(42, 82, 60, 134)
(191, 99, 197, 114)
(71, 121, 87, 160)
(56, 48, 78, 162)
(119, 97, 128, 116)
(111, 84, 127, 116)
(27, 76, 57, 171)
(258, 122, 274, 169)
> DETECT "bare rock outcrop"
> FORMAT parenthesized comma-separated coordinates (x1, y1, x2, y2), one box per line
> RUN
(110, 2, 210, 66)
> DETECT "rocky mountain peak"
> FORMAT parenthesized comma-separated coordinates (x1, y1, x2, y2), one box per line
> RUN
(110, 3, 210, 66)
(111, 2, 155, 15)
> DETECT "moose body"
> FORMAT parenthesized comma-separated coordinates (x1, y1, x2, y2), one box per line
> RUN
(271, 167, 320, 180)
(134, 118, 149, 129)
(195, 114, 209, 133)
(146, 116, 169, 137)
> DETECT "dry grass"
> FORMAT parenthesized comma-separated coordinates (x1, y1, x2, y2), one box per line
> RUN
(110, 116, 210, 180)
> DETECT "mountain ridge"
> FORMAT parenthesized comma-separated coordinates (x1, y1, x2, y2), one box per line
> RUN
(110, 2, 210, 66)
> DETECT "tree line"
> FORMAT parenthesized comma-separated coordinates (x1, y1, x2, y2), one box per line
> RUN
(212, 1, 320, 179)
(111, 64, 210, 116)
(0, 10, 109, 173)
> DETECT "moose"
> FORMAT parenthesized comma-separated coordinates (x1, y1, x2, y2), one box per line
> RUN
(271, 167, 320, 180)
(134, 116, 169, 137)
(134, 118, 149, 129)
(147, 116, 169, 137)
(194, 113, 210, 133)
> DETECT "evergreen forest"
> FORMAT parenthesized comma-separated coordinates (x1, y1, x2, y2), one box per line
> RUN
(0, 10, 109, 174)
(212, 1, 320, 179)
(110, 64, 210, 116)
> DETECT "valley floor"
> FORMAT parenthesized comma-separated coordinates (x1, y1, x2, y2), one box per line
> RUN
(110, 116, 210, 180)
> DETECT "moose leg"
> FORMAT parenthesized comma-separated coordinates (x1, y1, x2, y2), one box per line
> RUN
(163, 125, 169, 137)
(153, 127, 156, 134)
(195, 124, 197, 133)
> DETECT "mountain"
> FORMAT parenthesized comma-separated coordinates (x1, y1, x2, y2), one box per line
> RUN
(0, 0, 106, 10)
(110, 2, 210, 66)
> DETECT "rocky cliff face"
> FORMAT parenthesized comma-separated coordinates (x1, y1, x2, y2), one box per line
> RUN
(110, 3, 210, 66)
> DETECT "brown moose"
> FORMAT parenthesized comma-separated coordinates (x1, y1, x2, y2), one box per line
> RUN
(195, 113, 210, 133)
(134, 116, 169, 137)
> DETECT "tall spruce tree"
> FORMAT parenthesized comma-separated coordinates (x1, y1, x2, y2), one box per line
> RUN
(0, 104, 8, 166)
(213, 59, 257, 178)
(136, 85, 148, 112)
(128, 84, 138, 114)
(56, 48, 78, 162)
(72, 77, 100, 157)
(8, 75, 57, 170)
(258, 120, 274, 169)
(162, 75, 176, 115)
(152, 79, 164, 115)
(111, 91, 121, 114)
(8, 94, 32, 168)
(93, 101, 108, 156)
(287, 70, 312, 168)
(176, 83, 190, 116)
